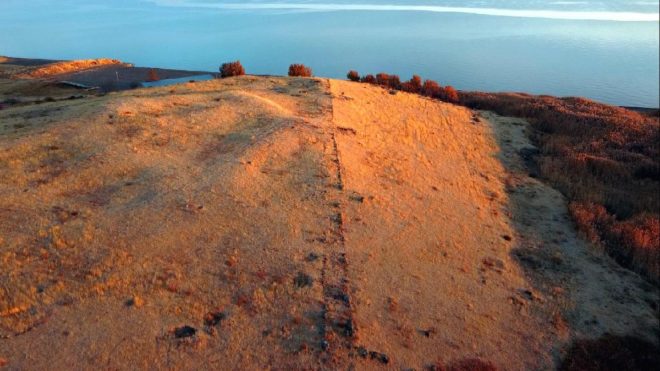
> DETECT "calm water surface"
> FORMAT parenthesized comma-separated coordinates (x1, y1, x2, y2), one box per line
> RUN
(1, 0, 658, 107)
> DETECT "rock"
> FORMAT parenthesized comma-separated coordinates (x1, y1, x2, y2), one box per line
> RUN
(369, 351, 390, 364)
(293, 272, 313, 288)
(305, 252, 320, 262)
(124, 296, 144, 308)
(204, 311, 226, 327)
(174, 325, 197, 339)
(482, 257, 506, 273)
(338, 319, 355, 337)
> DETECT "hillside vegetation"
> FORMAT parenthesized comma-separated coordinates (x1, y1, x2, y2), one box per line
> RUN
(460, 92, 660, 282)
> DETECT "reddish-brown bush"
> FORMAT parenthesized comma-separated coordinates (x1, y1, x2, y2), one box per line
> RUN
(219, 61, 245, 78)
(407, 75, 422, 93)
(347, 70, 360, 82)
(361, 74, 376, 84)
(376, 73, 390, 86)
(422, 79, 442, 98)
(440, 86, 460, 104)
(387, 75, 402, 90)
(461, 91, 660, 281)
(288, 64, 312, 77)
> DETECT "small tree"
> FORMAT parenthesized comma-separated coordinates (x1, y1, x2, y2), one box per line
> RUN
(289, 64, 313, 77)
(347, 70, 360, 82)
(220, 61, 246, 78)
(361, 74, 376, 84)
(147, 68, 159, 82)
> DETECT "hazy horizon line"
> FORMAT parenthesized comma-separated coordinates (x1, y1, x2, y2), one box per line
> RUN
(146, 1, 660, 22)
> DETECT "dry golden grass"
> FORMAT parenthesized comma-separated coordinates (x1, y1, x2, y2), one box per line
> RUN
(16, 58, 128, 78)
(0, 76, 657, 369)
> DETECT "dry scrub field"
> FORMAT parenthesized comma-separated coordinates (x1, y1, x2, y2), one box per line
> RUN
(0, 73, 658, 369)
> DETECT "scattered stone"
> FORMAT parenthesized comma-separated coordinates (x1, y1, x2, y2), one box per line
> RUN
(174, 325, 197, 339)
(338, 319, 355, 337)
(306, 252, 320, 262)
(518, 288, 541, 302)
(0, 357, 8, 367)
(125, 296, 144, 308)
(326, 285, 350, 304)
(293, 272, 313, 288)
(501, 235, 512, 241)
(337, 126, 357, 135)
(369, 351, 390, 364)
(204, 311, 226, 327)
(356, 346, 368, 358)
(482, 257, 505, 273)
(349, 194, 364, 203)
(418, 328, 435, 338)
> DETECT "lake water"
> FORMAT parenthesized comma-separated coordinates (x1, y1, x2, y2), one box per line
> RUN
(1, 0, 658, 107)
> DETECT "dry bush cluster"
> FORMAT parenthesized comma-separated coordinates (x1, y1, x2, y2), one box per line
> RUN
(460, 92, 660, 281)
(349, 70, 459, 104)
(288, 64, 313, 77)
(219, 61, 246, 78)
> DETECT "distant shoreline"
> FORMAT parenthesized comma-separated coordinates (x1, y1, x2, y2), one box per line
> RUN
(2, 55, 658, 111)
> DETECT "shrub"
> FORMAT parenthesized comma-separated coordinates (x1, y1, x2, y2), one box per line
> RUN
(147, 68, 159, 82)
(401, 75, 423, 93)
(361, 74, 376, 84)
(422, 79, 441, 98)
(219, 61, 246, 78)
(439, 86, 460, 104)
(347, 70, 360, 82)
(376, 73, 390, 86)
(288, 64, 312, 77)
(408, 75, 422, 93)
(388, 75, 402, 90)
